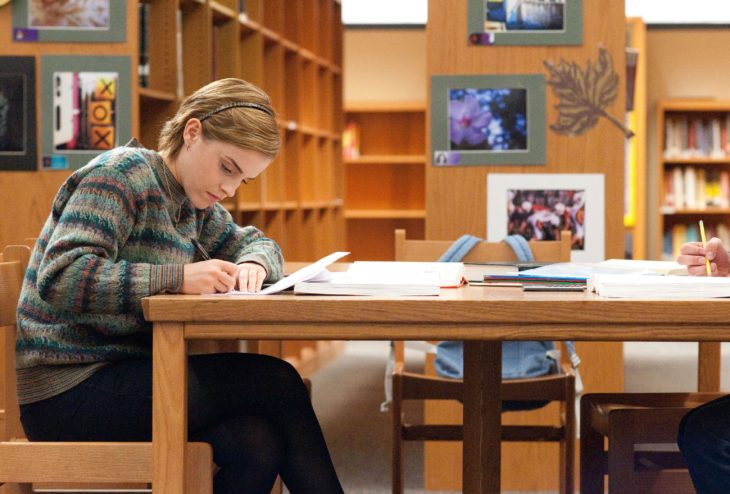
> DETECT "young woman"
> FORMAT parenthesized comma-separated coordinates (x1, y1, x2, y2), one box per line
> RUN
(16, 78, 344, 494)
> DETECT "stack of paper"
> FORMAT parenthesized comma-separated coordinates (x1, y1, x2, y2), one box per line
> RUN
(293, 261, 464, 296)
(591, 274, 730, 299)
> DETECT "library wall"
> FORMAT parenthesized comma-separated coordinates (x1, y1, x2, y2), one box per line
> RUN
(645, 28, 730, 257)
(0, 2, 139, 250)
(344, 28, 426, 103)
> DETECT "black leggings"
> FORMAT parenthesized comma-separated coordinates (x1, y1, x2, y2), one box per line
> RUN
(19, 353, 344, 494)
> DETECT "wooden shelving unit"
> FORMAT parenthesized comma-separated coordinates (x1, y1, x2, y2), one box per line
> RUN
(344, 101, 426, 260)
(656, 99, 730, 260)
(625, 17, 647, 259)
(140, 0, 345, 263)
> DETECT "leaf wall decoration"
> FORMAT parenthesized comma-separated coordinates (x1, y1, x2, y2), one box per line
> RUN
(544, 47, 634, 138)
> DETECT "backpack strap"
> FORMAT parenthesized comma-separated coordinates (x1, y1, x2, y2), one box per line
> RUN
(503, 234, 535, 262)
(501, 235, 582, 377)
(438, 234, 482, 262)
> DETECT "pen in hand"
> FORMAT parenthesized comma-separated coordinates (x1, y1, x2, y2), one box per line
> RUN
(191, 238, 211, 261)
(699, 220, 712, 276)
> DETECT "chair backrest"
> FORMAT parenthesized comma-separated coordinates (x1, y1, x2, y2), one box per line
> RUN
(394, 229, 572, 263)
(1, 245, 31, 442)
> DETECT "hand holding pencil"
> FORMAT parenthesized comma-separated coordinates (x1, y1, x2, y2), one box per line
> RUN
(677, 227, 730, 277)
(699, 220, 712, 276)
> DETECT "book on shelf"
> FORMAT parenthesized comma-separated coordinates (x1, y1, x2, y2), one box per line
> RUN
(663, 222, 730, 261)
(663, 166, 730, 210)
(293, 261, 465, 296)
(138, 4, 150, 88)
(342, 121, 360, 160)
(664, 114, 730, 160)
(591, 273, 730, 299)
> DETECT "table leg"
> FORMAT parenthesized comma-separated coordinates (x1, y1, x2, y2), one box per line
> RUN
(153, 322, 188, 494)
(463, 340, 502, 494)
(698, 341, 721, 392)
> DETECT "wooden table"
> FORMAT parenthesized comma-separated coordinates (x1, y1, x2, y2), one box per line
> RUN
(142, 286, 729, 494)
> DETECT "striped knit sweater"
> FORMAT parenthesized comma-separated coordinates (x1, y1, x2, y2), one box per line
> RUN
(16, 139, 284, 404)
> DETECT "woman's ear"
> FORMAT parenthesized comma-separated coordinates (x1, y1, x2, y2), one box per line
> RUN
(182, 118, 203, 147)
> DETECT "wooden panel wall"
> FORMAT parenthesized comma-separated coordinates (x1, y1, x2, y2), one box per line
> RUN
(424, 1, 626, 491)
(0, 3, 139, 248)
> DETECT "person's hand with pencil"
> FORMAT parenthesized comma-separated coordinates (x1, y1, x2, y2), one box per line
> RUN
(677, 236, 730, 277)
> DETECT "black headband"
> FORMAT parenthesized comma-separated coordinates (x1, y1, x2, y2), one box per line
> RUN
(200, 102, 274, 121)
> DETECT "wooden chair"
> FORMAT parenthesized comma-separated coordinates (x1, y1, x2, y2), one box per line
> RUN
(0, 244, 214, 493)
(580, 392, 726, 494)
(391, 229, 576, 494)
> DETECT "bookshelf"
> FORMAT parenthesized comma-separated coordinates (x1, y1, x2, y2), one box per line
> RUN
(657, 99, 730, 260)
(343, 101, 426, 260)
(138, 0, 345, 263)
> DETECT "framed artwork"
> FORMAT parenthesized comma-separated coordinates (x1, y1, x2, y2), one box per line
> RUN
(0, 56, 37, 171)
(41, 55, 132, 170)
(431, 74, 546, 166)
(13, 0, 126, 43)
(468, 0, 582, 46)
(487, 173, 605, 262)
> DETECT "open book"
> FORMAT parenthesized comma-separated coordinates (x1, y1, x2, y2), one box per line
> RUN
(223, 251, 350, 295)
(293, 261, 464, 296)
(591, 274, 730, 299)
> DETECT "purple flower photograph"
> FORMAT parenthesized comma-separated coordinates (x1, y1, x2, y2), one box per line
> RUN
(448, 88, 527, 151)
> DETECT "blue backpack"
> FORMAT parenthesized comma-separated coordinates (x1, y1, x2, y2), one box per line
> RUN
(434, 234, 581, 411)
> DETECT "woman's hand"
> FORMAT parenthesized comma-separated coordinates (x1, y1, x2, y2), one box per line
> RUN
(677, 237, 730, 277)
(235, 262, 267, 293)
(181, 259, 239, 294)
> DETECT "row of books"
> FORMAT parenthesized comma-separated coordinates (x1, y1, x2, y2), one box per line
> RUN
(662, 221, 730, 261)
(663, 115, 730, 160)
(663, 166, 730, 211)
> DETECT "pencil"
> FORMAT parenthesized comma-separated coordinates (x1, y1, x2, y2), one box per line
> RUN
(699, 220, 712, 276)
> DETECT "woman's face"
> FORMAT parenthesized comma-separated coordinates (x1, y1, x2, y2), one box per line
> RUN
(176, 119, 272, 209)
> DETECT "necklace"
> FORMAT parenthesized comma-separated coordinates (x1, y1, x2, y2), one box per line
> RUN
(159, 159, 184, 226)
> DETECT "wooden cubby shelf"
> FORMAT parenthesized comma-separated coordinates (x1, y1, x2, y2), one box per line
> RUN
(343, 102, 426, 260)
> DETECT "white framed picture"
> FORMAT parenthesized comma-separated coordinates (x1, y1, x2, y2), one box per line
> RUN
(487, 173, 605, 262)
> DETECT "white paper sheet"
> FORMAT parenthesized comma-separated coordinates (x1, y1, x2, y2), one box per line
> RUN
(223, 251, 350, 295)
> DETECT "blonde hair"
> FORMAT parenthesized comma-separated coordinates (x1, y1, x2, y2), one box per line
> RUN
(158, 78, 280, 159)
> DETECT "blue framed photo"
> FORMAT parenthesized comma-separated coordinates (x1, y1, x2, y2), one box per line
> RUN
(431, 74, 546, 166)
(468, 0, 582, 46)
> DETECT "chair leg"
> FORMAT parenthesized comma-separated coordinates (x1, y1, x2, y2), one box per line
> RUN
(560, 376, 576, 494)
(185, 442, 215, 494)
(608, 412, 638, 494)
(392, 374, 404, 494)
(580, 398, 605, 494)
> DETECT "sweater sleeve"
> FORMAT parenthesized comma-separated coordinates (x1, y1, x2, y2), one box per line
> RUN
(199, 205, 284, 283)
(35, 166, 180, 314)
